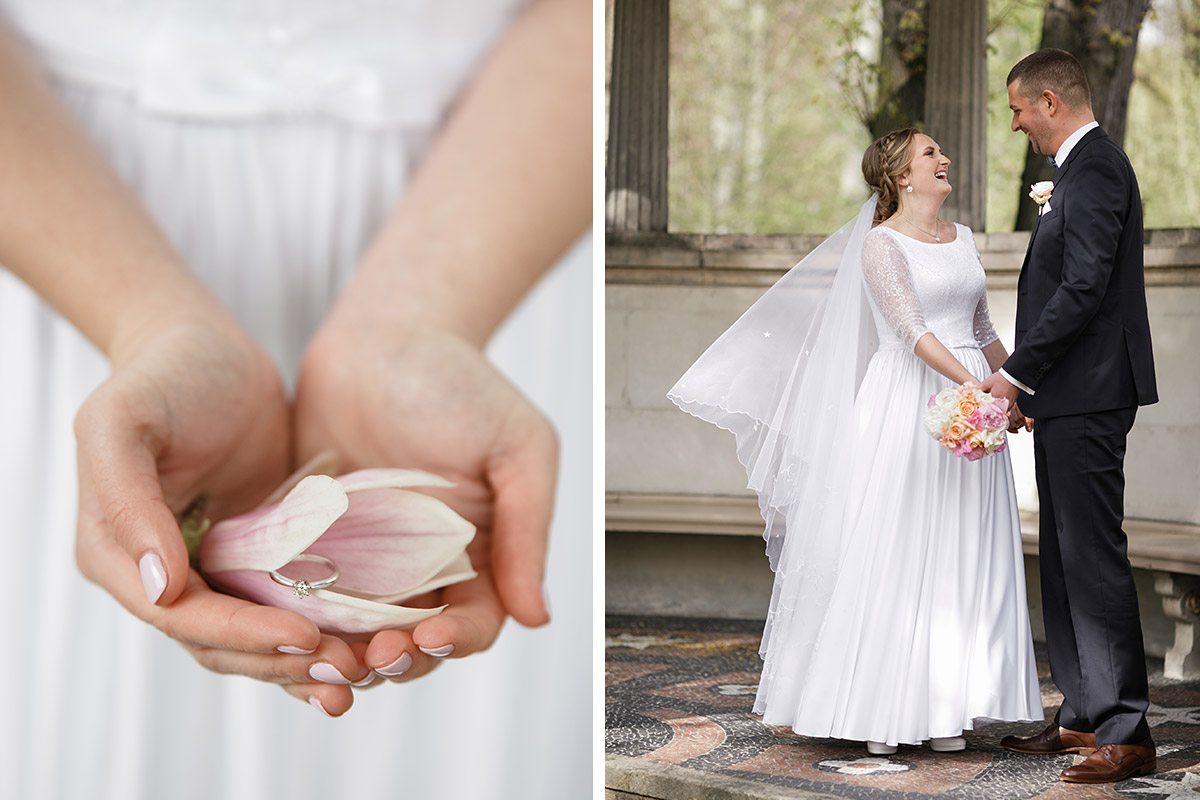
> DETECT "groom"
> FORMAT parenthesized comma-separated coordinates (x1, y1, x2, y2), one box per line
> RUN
(980, 49, 1159, 784)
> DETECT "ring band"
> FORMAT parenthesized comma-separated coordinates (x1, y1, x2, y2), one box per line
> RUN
(269, 554, 339, 598)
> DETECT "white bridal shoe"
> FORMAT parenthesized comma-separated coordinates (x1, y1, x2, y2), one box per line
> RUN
(929, 736, 966, 752)
(866, 741, 898, 755)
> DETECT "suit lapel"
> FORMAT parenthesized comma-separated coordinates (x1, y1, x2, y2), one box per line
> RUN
(1019, 126, 1108, 272)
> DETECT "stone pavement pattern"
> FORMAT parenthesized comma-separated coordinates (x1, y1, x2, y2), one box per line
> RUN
(606, 616, 1200, 799)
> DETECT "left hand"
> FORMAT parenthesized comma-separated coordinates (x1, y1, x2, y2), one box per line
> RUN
(292, 324, 557, 684)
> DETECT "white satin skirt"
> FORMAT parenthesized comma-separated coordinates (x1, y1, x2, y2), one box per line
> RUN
(0, 81, 591, 800)
(754, 345, 1043, 746)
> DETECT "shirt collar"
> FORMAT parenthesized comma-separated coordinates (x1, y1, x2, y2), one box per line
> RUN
(1054, 121, 1100, 167)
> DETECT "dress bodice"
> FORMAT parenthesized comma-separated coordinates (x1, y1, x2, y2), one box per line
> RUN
(0, 0, 525, 127)
(861, 224, 998, 351)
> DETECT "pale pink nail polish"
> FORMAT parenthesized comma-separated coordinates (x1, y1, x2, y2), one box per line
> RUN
(309, 663, 350, 684)
(351, 673, 377, 687)
(277, 645, 316, 655)
(139, 552, 167, 605)
(543, 584, 553, 619)
(419, 644, 455, 658)
(375, 652, 412, 677)
(309, 696, 332, 717)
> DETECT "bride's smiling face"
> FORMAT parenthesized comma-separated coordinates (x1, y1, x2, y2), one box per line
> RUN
(900, 134, 952, 198)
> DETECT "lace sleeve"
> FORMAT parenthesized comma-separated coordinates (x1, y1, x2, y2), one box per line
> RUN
(861, 229, 929, 350)
(973, 293, 1000, 347)
(964, 229, 1000, 347)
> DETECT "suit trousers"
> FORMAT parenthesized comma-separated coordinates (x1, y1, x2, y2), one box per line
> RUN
(1034, 405, 1151, 744)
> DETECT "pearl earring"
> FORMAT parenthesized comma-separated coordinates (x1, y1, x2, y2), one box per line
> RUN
(906, 185, 913, 193)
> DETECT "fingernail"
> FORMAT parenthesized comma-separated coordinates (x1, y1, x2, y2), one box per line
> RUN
(309, 663, 350, 684)
(419, 644, 455, 658)
(309, 696, 332, 717)
(351, 673, 377, 687)
(139, 552, 167, 605)
(543, 584, 553, 620)
(277, 645, 316, 655)
(375, 652, 412, 677)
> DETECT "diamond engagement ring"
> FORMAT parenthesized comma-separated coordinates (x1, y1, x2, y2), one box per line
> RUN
(269, 554, 340, 598)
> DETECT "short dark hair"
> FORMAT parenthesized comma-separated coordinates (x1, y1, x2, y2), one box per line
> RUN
(1007, 48, 1092, 111)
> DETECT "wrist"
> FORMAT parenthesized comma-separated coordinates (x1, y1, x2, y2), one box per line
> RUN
(105, 273, 248, 367)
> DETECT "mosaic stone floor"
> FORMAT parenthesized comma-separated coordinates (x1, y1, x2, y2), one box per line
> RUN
(606, 615, 1200, 799)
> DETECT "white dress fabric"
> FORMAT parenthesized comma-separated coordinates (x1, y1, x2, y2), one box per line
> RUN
(0, 3, 590, 799)
(671, 208, 1042, 748)
(755, 225, 1043, 745)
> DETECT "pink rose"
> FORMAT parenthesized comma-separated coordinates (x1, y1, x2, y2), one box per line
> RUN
(973, 403, 1009, 431)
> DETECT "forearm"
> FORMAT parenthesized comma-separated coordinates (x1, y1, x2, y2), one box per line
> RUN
(981, 339, 1009, 374)
(914, 333, 977, 385)
(325, 0, 590, 347)
(0, 24, 229, 363)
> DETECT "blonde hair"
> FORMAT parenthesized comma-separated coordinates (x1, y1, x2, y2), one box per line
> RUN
(861, 128, 919, 224)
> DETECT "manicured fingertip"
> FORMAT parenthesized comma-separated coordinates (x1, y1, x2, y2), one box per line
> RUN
(418, 644, 455, 658)
(309, 696, 332, 717)
(309, 663, 351, 684)
(277, 645, 316, 655)
(375, 651, 412, 677)
(139, 552, 167, 605)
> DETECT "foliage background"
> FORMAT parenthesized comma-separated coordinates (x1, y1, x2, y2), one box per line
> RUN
(606, 0, 1200, 234)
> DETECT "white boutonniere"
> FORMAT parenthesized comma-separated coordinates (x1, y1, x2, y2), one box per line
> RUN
(1029, 181, 1054, 215)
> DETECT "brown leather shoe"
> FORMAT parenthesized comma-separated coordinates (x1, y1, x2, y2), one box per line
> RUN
(1000, 721, 1096, 754)
(1060, 739, 1156, 783)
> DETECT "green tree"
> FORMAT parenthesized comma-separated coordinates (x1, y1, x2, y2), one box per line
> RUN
(1013, 0, 1153, 229)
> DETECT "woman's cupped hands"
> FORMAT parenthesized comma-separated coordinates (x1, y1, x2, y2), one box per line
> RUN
(73, 304, 555, 716)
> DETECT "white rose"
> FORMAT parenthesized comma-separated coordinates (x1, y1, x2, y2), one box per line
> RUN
(1029, 181, 1054, 205)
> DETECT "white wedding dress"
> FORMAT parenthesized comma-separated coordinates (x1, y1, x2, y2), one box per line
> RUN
(0, 3, 590, 799)
(754, 225, 1042, 745)
(672, 209, 1042, 747)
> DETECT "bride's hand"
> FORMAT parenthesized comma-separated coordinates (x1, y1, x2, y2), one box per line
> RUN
(74, 318, 372, 715)
(1007, 403, 1034, 433)
(293, 324, 557, 684)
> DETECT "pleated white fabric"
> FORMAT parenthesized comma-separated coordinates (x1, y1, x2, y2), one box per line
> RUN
(759, 343, 1042, 745)
(0, 8, 590, 799)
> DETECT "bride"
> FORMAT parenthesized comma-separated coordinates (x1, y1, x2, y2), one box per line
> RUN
(669, 128, 1043, 753)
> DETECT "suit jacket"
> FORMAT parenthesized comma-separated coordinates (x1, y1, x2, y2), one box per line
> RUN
(1003, 126, 1157, 418)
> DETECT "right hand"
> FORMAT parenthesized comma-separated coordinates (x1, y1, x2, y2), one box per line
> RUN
(73, 319, 371, 715)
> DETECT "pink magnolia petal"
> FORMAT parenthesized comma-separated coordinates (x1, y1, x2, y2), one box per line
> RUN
(206, 569, 446, 634)
(336, 468, 455, 494)
(198, 475, 348, 573)
(314, 488, 475, 596)
(369, 552, 477, 604)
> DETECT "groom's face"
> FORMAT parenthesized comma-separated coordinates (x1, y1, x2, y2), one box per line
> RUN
(1008, 80, 1052, 156)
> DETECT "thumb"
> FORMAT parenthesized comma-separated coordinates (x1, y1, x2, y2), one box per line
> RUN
(488, 414, 558, 628)
(75, 393, 191, 608)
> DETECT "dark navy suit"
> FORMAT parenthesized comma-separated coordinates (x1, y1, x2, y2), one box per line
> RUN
(1003, 125, 1157, 745)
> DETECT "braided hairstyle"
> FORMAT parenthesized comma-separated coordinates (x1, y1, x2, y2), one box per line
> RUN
(861, 127, 920, 224)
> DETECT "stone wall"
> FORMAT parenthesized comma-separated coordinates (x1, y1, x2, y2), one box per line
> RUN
(606, 228, 1200, 637)
(607, 228, 1200, 523)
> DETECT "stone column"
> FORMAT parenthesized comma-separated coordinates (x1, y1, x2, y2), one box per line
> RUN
(924, 0, 987, 231)
(605, 0, 669, 232)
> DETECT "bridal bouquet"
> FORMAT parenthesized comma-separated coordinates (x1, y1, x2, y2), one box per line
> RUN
(924, 384, 1009, 461)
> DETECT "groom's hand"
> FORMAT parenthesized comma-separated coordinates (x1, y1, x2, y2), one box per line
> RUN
(980, 371, 1020, 406)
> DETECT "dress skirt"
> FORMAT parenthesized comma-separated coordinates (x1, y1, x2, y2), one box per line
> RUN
(754, 344, 1043, 746)
(0, 74, 591, 800)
